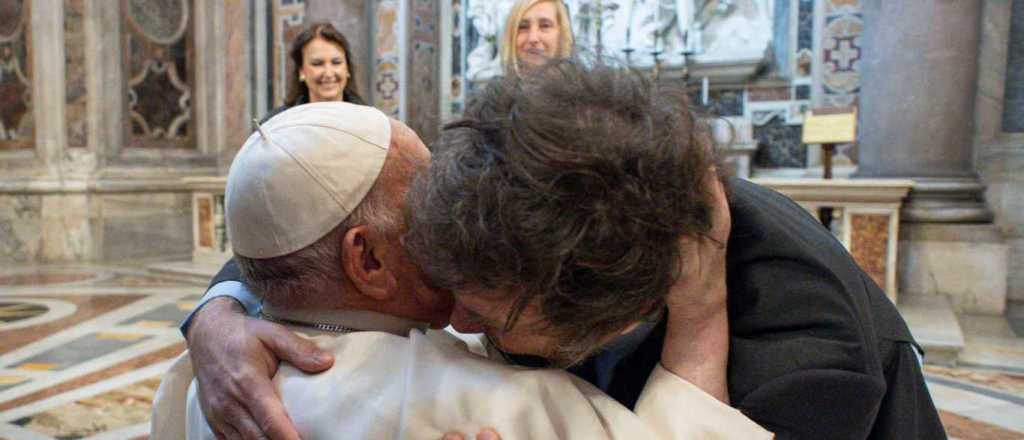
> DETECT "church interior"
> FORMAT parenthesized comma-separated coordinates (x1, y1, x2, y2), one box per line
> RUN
(0, 0, 1022, 438)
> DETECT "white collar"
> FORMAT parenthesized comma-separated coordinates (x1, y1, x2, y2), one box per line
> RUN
(260, 304, 428, 337)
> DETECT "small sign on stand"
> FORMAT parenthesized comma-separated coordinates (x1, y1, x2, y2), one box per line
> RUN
(802, 107, 857, 227)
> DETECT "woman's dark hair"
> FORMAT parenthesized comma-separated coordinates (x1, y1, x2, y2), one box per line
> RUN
(404, 57, 721, 366)
(286, 22, 365, 106)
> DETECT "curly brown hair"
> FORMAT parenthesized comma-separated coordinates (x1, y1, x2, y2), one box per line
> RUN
(404, 58, 721, 364)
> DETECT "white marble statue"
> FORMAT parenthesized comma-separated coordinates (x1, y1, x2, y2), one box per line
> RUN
(465, 0, 516, 81)
(699, 0, 773, 62)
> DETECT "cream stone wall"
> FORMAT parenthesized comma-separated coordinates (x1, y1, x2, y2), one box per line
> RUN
(0, 0, 247, 263)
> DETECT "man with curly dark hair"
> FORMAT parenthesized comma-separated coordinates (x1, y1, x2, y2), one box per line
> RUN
(402, 59, 945, 439)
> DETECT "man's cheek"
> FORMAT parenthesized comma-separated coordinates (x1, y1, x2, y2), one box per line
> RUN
(449, 306, 486, 333)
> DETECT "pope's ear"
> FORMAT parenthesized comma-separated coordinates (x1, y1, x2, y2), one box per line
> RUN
(341, 225, 397, 301)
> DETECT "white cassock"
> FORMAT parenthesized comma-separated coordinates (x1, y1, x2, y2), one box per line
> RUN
(151, 309, 771, 439)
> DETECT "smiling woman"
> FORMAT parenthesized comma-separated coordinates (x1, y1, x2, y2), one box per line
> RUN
(500, 0, 574, 74)
(261, 22, 366, 122)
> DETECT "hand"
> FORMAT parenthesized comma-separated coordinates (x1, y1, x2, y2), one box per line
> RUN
(660, 170, 731, 403)
(441, 428, 502, 440)
(186, 297, 334, 439)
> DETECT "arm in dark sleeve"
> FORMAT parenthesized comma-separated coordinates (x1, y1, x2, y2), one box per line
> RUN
(178, 258, 261, 338)
(209, 258, 242, 287)
(726, 257, 889, 440)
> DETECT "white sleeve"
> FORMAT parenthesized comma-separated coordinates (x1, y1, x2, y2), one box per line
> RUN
(634, 364, 774, 439)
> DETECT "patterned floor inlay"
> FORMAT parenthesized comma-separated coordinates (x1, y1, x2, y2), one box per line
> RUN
(0, 295, 143, 353)
(926, 365, 1024, 395)
(11, 377, 161, 439)
(941, 410, 1024, 440)
(0, 343, 184, 413)
(0, 303, 48, 325)
(0, 263, 1021, 439)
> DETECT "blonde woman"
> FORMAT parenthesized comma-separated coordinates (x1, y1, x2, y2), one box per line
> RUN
(499, 0, 574, 73)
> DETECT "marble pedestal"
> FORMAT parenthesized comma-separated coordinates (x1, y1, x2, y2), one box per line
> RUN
(899, 224, 1009, 315)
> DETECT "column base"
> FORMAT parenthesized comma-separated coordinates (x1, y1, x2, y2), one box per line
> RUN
(899, 224, 1008, 315)
(901, 177, 995, 223)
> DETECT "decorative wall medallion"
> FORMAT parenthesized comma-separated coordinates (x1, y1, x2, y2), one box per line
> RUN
(125, 0, 189, 45)
(818, 0, 863, 109)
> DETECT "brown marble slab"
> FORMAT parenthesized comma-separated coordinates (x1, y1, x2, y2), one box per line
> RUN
(940, 409, 1024, 439)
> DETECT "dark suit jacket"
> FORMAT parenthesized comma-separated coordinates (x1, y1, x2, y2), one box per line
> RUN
(208, 178, 945, 439)
(570, 178, 945, 439)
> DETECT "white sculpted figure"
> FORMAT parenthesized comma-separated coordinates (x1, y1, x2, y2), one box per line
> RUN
(466, 0, 516, 81)
(699, 0, 772, 61)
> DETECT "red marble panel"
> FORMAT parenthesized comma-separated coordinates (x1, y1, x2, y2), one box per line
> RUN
(746, 86, 790, 102)
(197, 197, 213, 247)
(850, 214, 888, 290)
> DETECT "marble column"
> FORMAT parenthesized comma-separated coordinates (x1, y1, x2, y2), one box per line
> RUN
(857, 0, 993, 223)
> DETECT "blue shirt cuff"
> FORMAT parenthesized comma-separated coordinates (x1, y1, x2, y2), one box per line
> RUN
(179, 281, 262, 338)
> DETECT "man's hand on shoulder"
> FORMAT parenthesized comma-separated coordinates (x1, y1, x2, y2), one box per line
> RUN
(186, 297, 334, 440)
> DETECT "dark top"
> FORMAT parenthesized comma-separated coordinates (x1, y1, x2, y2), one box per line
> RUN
(261, 92, 367, 124)
(207, 178, 945, 439)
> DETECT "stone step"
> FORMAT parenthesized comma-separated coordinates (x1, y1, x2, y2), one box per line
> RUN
(146, 260, 222, 286)
(898, 294, 965, 366)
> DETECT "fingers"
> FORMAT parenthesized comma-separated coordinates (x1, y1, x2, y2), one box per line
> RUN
(251, 319, 334, 373)
(476, 428, 501, 440)
(440, 429, 500, 440)
(242, 370, 303, 440)
(225, 402, 272, 440)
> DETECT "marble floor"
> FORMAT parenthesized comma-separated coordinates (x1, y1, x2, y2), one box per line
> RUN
(0, 264, 1022, 439)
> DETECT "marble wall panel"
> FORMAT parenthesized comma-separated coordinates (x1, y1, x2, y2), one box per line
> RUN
(850, 213, 889, 291)
(449, 0, 464, 116)
(753, 115, 805, 168)
(39, 194, 96, 261)
(795, 0, 814, 77)
(271, 0, 306, 108)
(0, 0, 34, 150)
(373, 0, 403, 118)
(65, 0, 87, 148)
(122, 0, 195, 149)
(102, 213, 191, 261)
(223, 0, 250, 152)
(818, 0, 863, 109)
(1004, 0, 1024, 132)
(747, 86, 790, 102)
(975, 0, 1012, 144)
(407, 0, 439, 143)
(0, 195, 41, 264)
